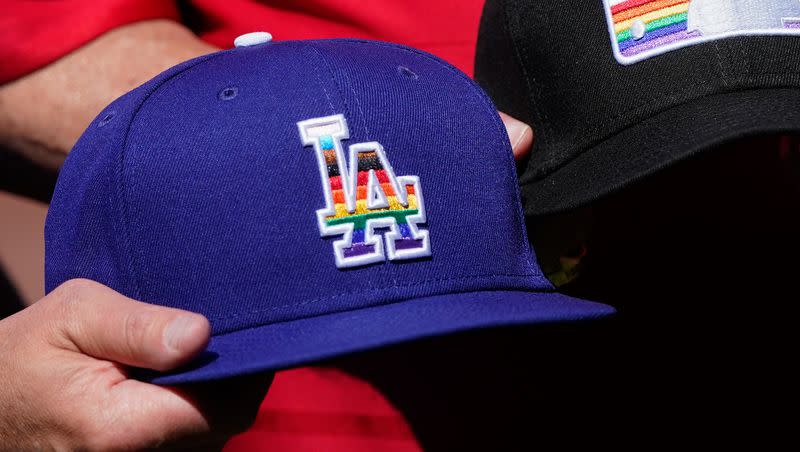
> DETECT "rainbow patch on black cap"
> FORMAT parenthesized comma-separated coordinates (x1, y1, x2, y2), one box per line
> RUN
(604, 0, 800, 64)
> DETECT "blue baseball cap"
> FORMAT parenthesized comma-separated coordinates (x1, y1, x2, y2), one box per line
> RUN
(45, 36, 614, 384)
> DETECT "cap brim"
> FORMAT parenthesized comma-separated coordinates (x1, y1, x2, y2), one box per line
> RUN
(522, 88, 800, 216)
(145, 290, 614, 384)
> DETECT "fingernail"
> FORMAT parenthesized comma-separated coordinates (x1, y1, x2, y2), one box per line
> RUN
(507, 120, 531, 153)
(165, 315, 200, 352)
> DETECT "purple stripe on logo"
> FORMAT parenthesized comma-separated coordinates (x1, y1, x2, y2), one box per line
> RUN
(343, 243, 375, 257)
(618, 22, 688, 51)
(785, 20, 800, 29)
(622, 30, 702, 57)
(352, 228, 366, 243)
(397, 223, 413, 238)
(394, 239, 425, 250)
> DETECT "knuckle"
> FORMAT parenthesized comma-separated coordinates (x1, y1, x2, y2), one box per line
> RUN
(49, 279, 99, 315)
(61, 361, 123, 398)
(43, 279, 99, 344)
(123, 309, 157, 355)
(53, 278, 100, 299)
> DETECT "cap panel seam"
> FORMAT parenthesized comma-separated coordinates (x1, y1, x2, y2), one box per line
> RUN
(330, 39, 544, 279)
(310, 43, 372, 138)
(305, 43, 354, 127)
(303, 45, 337, 115)
(309, 42, 374, 137)
(504, 0, 553, 150)
(116, 51, 231, 300)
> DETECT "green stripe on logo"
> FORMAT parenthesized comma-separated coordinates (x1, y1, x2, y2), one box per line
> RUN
(327, 209, 418, 229)
(617, 12, 688, 43)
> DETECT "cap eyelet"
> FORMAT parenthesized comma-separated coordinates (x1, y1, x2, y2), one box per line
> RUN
(218, 87, 239, 101)
(97, 111, 116, 127)
(397, 66, 418, 80)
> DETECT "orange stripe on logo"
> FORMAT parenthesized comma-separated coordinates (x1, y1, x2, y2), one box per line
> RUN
(332, 183, 401, 204)
(613, 0, 688, 23)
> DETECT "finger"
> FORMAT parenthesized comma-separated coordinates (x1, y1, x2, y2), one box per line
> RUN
(499, 111, 534, 162)
(101, 379, 212, 450)
(47, 279, 210, 371)
(105, 374, 274, 450)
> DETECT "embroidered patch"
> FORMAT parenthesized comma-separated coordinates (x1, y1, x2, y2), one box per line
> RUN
(298, 114, 431, 268)
(603, 0, 800, 64)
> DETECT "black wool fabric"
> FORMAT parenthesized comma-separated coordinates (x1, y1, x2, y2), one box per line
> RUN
(475, 0, 800, 215)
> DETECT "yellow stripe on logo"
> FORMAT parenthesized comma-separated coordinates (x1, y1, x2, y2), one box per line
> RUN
(329, 195, 418, 219)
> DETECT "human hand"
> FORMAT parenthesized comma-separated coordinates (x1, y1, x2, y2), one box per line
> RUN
(0, 20, 219, 169)
(0, 278, 270, 451)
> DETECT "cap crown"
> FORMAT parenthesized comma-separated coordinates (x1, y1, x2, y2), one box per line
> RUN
(46, 39, 550, 335)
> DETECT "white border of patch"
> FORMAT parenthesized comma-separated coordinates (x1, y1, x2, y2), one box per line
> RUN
(602, 0, 800, 65)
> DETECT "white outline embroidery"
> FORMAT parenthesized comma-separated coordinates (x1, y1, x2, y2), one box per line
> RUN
(298, 114, 431, 268)
(602, 0, 800, 65)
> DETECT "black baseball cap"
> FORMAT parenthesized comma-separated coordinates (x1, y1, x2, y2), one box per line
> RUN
(475, 0, 800, 216)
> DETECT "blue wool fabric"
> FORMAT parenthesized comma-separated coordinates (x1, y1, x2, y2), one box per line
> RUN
(45, 39, 614, 384)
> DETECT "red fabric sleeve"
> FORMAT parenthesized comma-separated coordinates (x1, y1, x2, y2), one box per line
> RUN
(224, 368, 422, 452)
(0, 0, 181, 84)
(184, 0, 483, 76)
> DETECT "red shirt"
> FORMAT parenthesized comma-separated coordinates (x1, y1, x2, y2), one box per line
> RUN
(2, 1, 485, 450)
(0, 0, 482, 84)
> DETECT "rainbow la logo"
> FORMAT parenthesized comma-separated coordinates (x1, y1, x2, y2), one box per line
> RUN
(298, 114, 431, 269)
(603, 0, 800, 64)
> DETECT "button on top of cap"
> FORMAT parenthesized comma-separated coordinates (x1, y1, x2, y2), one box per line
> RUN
(234, 32, 273, 47)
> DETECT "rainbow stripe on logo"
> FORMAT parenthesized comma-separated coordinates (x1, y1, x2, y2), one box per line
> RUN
(610, 0, 699, 58)
(298, 114, 431, 268)
(320, 140, 424, 258)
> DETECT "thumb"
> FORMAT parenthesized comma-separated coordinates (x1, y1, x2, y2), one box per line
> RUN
(47, 279, 210, 371)
(499, 112, 534, 162)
